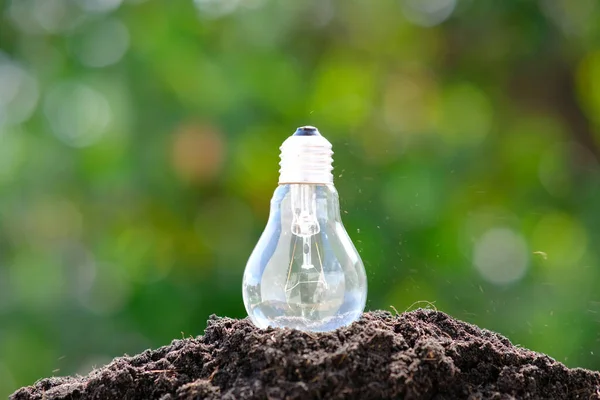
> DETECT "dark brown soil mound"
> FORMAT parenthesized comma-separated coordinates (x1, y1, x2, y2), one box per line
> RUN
(11, 310, 600, 400)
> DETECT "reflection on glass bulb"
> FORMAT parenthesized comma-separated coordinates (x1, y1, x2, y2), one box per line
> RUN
(242, 126, 367, 332)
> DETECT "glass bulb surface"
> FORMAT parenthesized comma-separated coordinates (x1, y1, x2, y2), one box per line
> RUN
(243, 184, 367, 332)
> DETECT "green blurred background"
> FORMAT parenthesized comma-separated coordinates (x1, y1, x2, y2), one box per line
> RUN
(1, 0, 600, 396)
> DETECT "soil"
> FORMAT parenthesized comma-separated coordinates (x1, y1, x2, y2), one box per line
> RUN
(11, 310, 600, 400)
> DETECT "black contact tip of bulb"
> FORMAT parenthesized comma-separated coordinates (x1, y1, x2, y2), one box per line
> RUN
(293, 126, 321, 137)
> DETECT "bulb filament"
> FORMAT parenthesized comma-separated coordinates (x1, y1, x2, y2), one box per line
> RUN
(284, 185, 329, 316)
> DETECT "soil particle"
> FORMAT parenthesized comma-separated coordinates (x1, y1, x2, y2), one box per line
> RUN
(11, 310, 600, 400)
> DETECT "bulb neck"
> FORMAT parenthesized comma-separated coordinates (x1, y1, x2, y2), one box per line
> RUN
(278, 126, 334, 185)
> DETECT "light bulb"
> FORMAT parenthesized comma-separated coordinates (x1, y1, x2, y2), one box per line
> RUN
(242, 126, 367, 332)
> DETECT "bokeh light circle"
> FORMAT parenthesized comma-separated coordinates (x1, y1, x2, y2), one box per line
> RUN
(0, 54, 39, 127)
(43, 81, 112, 147)
(71, 18, 130, 68)
(400, 0, 457, 27)
(473, 228, 529, 285)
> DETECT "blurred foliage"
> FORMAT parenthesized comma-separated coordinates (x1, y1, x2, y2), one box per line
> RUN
(1, 0, 600, 396)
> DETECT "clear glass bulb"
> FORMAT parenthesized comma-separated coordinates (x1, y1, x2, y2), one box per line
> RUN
(242, 127, 367, 332)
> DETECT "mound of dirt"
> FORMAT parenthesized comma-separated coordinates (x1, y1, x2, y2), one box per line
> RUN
(11, 310, 600, 400)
